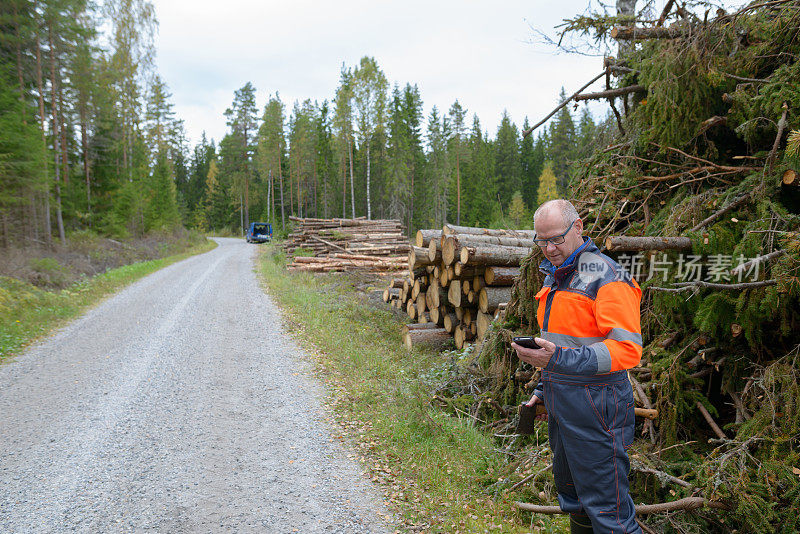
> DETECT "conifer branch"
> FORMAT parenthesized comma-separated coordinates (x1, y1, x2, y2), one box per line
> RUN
(522, 70, 608, 138)
(516, 496, 728, 515)
(672, 280, 777, 290)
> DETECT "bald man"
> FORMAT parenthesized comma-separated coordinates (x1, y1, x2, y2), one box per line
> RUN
(512, 199, 643, 534)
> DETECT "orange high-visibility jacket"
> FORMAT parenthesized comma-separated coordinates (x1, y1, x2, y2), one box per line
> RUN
(535, 239, 642, 375)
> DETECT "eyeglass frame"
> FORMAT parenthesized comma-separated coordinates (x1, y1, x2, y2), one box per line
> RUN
(533, 219, 576, 248)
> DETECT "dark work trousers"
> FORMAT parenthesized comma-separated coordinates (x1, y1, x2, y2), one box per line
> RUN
(541, 369, 641, 534)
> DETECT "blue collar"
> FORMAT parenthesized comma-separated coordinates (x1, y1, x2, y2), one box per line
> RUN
(540, 237, 591, 276)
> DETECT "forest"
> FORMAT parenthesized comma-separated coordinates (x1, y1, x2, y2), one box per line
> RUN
(0, 1, 605, 248)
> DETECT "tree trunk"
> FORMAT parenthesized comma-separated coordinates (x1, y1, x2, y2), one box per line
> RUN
(485, 267, 521, 286)
(450, 233, 536, 248)
(605, 236, 692, 251)
(35, 33, 52, 245)
(444, 224, 535, 239)
(267, 170, 272, 222)
(416, 229, 443, 247)
(477, 311, 493, 339)
(479, 287, 512, 313)
(341, 153, 346, 218)
(348, 138, 355, 218)
(460, 245, 532, 266)
(366, 143, 371, 219)
(47, 21, 65, 245)
(409, 246, 435, 269)
(80, 104, 91, 223)
(456, 152, 460, 225)
(427, 238, 442, 262)
(276, 154, 285, 231)
(448, 280, 462, 308)
(404, 328, 450, 351)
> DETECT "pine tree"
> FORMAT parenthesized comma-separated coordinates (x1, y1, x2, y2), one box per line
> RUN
(256, 94, 287, 230)
(448, 100, 467, 224)
(223, 82, 259, 231)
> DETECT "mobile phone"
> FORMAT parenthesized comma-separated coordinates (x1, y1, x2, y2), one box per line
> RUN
(512, 336, 542, 350)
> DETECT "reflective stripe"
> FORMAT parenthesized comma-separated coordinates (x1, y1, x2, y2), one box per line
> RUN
(590, 342, 613, 373)
(541, 330, 604, 348)
(607, 327, 643, 346)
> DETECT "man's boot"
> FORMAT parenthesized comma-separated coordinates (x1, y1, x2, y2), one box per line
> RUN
(569, 513, 594, 534)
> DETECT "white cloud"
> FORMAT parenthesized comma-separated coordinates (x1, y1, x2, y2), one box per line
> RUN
(151, 0, 620, 147)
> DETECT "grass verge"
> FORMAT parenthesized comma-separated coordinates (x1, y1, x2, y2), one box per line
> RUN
(257, 245, 565, 533)
(0, 238, 217, 361)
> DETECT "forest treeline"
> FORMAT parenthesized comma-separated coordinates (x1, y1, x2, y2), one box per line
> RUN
(0, 0, 607, 246)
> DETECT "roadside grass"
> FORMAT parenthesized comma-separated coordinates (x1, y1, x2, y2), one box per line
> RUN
(258, 245, 565, 533)
(0, 238, 217, 361)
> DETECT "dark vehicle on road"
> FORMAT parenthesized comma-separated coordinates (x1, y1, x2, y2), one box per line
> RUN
(246, 222, 272, 243)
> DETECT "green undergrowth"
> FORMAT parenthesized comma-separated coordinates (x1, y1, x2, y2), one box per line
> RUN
(257, 245, 565, 533)
(0, 238, 216, 361)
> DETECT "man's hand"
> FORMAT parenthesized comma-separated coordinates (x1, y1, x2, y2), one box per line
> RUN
(524, 393, 548, 421)
(511, 337, 557, 368)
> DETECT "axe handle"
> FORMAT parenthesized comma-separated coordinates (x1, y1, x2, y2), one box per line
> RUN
(532, 405, 658, 420)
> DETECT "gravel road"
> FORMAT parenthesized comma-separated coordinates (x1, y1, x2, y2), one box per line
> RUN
(0, 238, 390, 533)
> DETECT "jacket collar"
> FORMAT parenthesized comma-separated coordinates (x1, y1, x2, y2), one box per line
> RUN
(539, 237, 596, 282)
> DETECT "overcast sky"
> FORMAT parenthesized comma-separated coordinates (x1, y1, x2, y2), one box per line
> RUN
(151, 1, 622, 148)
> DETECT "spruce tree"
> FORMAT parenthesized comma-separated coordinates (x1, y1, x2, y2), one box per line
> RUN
(536, 162, 559, 207)
(494, 111, 522, 208)
(547, 87, 576, 190)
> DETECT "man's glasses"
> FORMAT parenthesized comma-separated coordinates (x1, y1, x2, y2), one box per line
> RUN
(533, 220, 575, 247)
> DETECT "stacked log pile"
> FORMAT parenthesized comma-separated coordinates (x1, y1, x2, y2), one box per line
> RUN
(383, 224, 531, 350)
(285, 217, 410, 273)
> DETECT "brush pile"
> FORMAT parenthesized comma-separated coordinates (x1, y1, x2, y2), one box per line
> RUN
(429, 2, 800, 533)
(284, 217, 409, 273)
(383, 224, 534, 350)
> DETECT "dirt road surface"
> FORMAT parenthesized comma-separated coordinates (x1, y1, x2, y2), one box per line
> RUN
(0, 238, 390, 533)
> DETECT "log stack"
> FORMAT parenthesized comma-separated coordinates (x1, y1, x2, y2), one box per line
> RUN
(285, 217, 410, 273)
(384, 224, 535, 350)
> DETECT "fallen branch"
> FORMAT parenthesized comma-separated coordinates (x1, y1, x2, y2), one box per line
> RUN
(766, 102, 790, 171)
(690, 194, 750, 231)
(515, 496, 728, 515)
(723, 72, 769, 84)
(632, 465, 694, 489)
(696, 401, 727, 440)
(574, 85, 646, 101)
(657, 0, 676, 25)
(641, 164, 759, 182)
(610, 25, 688, 40)
(605, 236, 692, 251)
(509, 463, 552, 492)
(673, 280, 777, 290)
(730, 249, 786, 277)
(630, 373, 657, 444)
